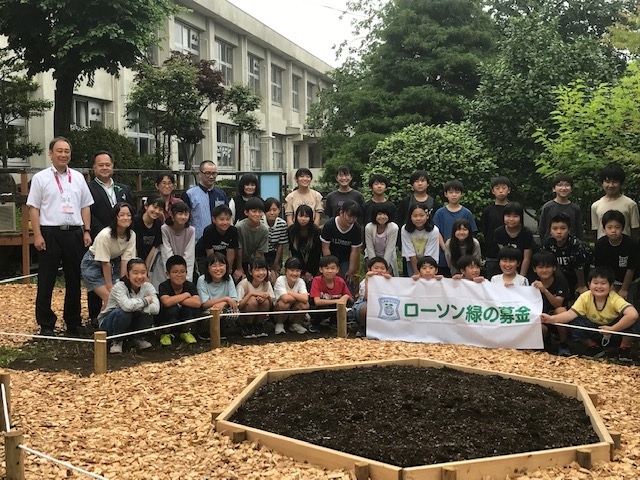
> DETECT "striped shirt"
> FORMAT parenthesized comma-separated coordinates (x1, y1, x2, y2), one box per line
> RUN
(263, 216, 289, 253)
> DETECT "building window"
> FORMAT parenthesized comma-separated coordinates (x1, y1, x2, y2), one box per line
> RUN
(216, 123, 235, 169)
(73, 98, 105, 128)
(306, 82, 316, 112)
(272, 135, 284, 171)
(292, 76, 300, 111)
(216, 39, 233, 85)
(127, 113, 155, 155)
(249, 133, 262, 171)
(248, 55, 261, 94)
(74, 99, 89, 128)
(271, 66, 283, 106)
(175, 21, 199, 57)
(309, 143, 322, 168)
(293, 144, 300, 169)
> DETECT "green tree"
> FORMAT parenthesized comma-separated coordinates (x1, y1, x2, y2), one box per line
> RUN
(606, 3, 640, 57)
(127, 52, 226, 174)
(364, 122, 498, 214)
(0, 0, 179, 135)
(216, 83, 261, 171)
(0, 49, 52, 167)
(311, 0, 498, 185)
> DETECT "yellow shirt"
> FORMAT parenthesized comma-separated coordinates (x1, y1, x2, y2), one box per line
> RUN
(571, 291, 631, 326)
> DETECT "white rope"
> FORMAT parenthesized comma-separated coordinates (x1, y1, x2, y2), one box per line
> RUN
(549, 322, 640, 339)
(106, 313, 213, 340)
(1, 383, 10, 432)
(0, 272, 38, 284)
(0, 332, 95, 343)
(18, 444, 109, 479)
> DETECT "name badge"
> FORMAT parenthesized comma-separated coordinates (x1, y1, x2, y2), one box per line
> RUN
(62, 205, 75, 214)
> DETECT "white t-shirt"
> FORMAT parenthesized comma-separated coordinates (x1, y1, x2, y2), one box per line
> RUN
(89, 227, 136, 263)
(273, 276, 308, 302)
(490, 274, 529, 286)
(237, 278, 276, 303)
(591, 194, 640, 238)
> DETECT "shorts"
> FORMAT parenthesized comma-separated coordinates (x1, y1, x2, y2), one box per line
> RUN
(352, 300, 367, 320)
(81, 251, 122, 291)
(569, 315, 640, 342)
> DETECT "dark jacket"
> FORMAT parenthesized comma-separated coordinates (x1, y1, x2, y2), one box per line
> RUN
(88, 178, 135, 238)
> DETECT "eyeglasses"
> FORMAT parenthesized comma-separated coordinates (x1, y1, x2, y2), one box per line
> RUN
(200, 171, 218, 177)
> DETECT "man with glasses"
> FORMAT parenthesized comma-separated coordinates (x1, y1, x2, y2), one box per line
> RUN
(182, 160, 229, 241)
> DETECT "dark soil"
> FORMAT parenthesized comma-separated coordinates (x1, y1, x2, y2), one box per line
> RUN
(231, 365, 600, 468)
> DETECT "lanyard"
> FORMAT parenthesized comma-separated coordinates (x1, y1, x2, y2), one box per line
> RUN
(53, 168, 72, 195)
(95, 178, 116, 206)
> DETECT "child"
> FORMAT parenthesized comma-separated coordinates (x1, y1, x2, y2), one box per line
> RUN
(541, 267, 639, 361)
(235, 197, 269, 280)
(538, 174, 582, 241)
(411, 256, 443, 281)
(531, 251, 570, 356)
(362, 174, 397, 227)
(493, 202, 535, 278)
(445, 218, 482, 276)
(364, 202, 399, 276)
(262, 197, 289, 284)
(284, 168, 324, 226)
(352, 256, 392, 337)
(591, 163, 639, 239)
(236, 256, 275, 339)
(160, 201, 196, 283)
(98, 258, 159, 354)
(433, 180, 478, 276)
(325, 165, 365, 219)
(132, 194, 164, 289)
(542, 213, 591, 296)
(320, 200, 363, 292)
(157, 255, 201, 346)
(273, 257, 310, 335)
(453, 255, 485, 282)
(396, 170, 441, 224)
(491, 247, 530, 287)
(594, 210, 639, 300)
(401, 202, 440, 277)
(481, 176, 512, 279)
(154, 173, 181, 222)
(196, 252, 238, 340)
(230, 173, 261, 224)
(288, 204, 322, 287)
(309, 255, 353, 333)
(195, 205, 239, 279)
(81, 202, 137, 312)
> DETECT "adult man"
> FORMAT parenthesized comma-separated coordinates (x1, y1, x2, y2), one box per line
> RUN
(181, 160, 229, 241)
(27, 137, 94, 336)
(87, 151, 135, 322)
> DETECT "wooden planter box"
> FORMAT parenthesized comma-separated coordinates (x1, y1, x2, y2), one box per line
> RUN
(215, 358, 613, 480)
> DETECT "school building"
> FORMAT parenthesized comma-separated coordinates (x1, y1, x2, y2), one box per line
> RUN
(5, 0, 334, 181)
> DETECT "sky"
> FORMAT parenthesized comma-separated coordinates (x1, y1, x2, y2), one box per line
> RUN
(226, 0, 357, 67)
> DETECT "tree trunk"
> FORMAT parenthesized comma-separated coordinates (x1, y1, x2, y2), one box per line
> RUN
(237, 131, 242, 172)
(53, 72, 77, 137)
(0, 113, 8, 168)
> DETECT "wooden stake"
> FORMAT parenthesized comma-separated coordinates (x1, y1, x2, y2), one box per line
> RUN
(0, 372, 11, 432)
(610, 431, 621, 450)
(210, 308, 221, 350)
(4, 430, 25, 480)
(337, 301, 347, 338)
(442, 466, 457, 480)
(587, 391, 599, 406)
(247, 376, 255, 385)
(354, 461, 369, 480)
(576, 448, 592, 469)
(211, 410, 223, 426)
(93, 331, 107, 375)
(231, 428, 246, 443)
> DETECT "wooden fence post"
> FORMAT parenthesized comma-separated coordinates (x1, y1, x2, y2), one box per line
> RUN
(210, 308, 221, 350)
(337, 301, 347, 338)
(0, 372, 10, 432)
(4, 430, 25, 480)
(94, 331, 107, 375)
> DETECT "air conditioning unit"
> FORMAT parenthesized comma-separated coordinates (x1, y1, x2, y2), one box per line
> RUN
(0, 203, 16, 232)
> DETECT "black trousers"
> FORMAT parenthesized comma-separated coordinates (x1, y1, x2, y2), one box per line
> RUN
(36, 227, 84, 329)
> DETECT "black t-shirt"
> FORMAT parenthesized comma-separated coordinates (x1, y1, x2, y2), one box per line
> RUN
(542, 235, 592, 291)
(594, 235, 639, 284)
(534, 274, 569, 313)
(481, 204, 506, 258)
(132, 214, 162, 261)
(158, 279, 198, 298)
(493, 226, 536, 253)
(195, 224, 239, 258)
(320, 218, 363, 264)
(395, 194, 440, 226)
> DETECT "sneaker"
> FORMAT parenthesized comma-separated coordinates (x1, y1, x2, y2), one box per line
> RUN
(133, 338, 152, 350)
(255, 323, 269, 338)
(308, 323, 321, 333)
(110, 341, 123, 354)
(289, 323, 308, 334)
(557, 345, 571, 357)
(618, 347, 633, 363)
(38, 327, 55, 337)
(66, 325, 89, 337)
(159, 334, 173, 346)
(180, 332, 197, 344)
(304, 313, 311, 321)
(197, 330, 211, 341)
(319, 317, 332, 326)
(241, 327, 255, 339)
(583, 345, 605, 359)
(274, 323, 286, 335)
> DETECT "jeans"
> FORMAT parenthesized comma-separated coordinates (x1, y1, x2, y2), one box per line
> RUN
(100, 308, 153, 337)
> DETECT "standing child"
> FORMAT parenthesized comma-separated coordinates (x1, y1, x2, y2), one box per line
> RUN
(453, 255, 485, 282)
(352, 256, 392, 337)
(132, 195, 164, 289)
(284, 168, 324, 226)
(195, 205, 239, 279)
(411, 256, 443, 281)
(542, 267, 639, 361)
(309, 255, 353, 333)
(236, 256, 275, 339)
(481, 176, 512, 279)
(594, 210, 639, 300)
(591, 163, 639, 239)
(433, 180, 478, 276)
(235, 197, 269, 280)
(401, 202, 440, 277)
(98, 258, 159, 354)
(538, 174, 582, 242)
(362, 174, 397, 227)
(364, 203, 399, 276)
(230, 173, 261, 224)
(325, 165, 365, 219)
(262, 197, 289, 284)
(445, 218, 482, 276)
(196, 252, 238, 340)
(288, 204, 322, 288)
(491, 247, 530, 287)
(157, 255, 201, 346)
(160, 201, 196, 282)
(273, 257, 310, 335)
(493, 202, 535, 278)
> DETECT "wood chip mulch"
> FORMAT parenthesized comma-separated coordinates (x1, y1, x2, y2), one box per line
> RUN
(0, 284, 639, 479)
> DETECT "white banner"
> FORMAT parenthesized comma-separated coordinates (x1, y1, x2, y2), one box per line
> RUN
(367, 276, 543, 349)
